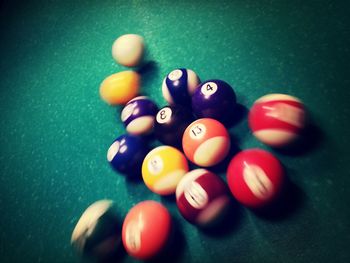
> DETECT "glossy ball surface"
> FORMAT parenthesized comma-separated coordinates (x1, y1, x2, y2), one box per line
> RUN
(100, 71, 140, 105)
(182, 118, 230, 167)
(162, 68, 200, 105)
(112, 34, 144, 67)
(248, 93, 306, 147)
(154, 105, 194, 147)
(107, 134, 148, 177)
(121, 96, 158, 135)
(142, 146, 189, 195)
(176, 169, 230, 226)
(192, 79, 236, 122)
(226, 149, 284, 208)
(122, 201, 172, 260)
(71, 200, 121, 260)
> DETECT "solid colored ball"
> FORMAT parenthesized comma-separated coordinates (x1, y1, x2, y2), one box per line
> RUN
(122, 200, 172, 260)
(248, 93, 306, 147)
(162, 68, 200, 105)
(142, 145, 189, 195)
(71, 200, 121, 260)
(121, 96, 158, 135)
(192, 79, 236, 122)
(182, 118, 230, 167)
(112, 34, 144, 67)
(107, 134, 148, 177)
(176, 169, 230, 226)
(226, 149, 284, 208)
(154, 105, 194, 147)
(100, 71, 140, 105)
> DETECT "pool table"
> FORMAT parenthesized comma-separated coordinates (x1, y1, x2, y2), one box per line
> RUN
(0, 0, 349, 262)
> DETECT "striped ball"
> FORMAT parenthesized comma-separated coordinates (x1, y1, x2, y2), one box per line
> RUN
(176, 169, 230, 226)
(121, 96, 158, 135)
(162, 68, 200, 105)
(248, 94, 306, 147)
(182, 118, 230, 167)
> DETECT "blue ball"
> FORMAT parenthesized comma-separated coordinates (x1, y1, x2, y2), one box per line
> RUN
(162, 68, 200, 105)
(191, 80, 236, 122)
(121, 96, 158, 135)
(107, 134, 148, 177)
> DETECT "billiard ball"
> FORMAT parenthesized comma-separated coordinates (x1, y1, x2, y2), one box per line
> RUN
(182, 118, 230, 167)
(162, 68, 200, 105)
(192, 79, 236, 122)
(142, 145, 189, 195)
(107, 134, 148, 177)
(248, 93, 306, 147)
(154, 105, 194, 147)
(71, 200, 121, 260)
(226, 149, 284, 208)
(112, 34, 144, 67)
(122, 200, 172, 260)
(121, 96, 158, 135)
(176, 169, 230, 226)
(100, 70, 140, 105)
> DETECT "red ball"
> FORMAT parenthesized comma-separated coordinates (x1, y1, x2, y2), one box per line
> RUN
(226, 149, 284, 208)
(182, 118, 230, 167)
(176, 169, 230, 226)
(122, 201, 172, 260)
(248, 94, 306, 147)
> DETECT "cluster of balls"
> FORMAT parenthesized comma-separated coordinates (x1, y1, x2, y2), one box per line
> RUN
(71, 34, 307, 261)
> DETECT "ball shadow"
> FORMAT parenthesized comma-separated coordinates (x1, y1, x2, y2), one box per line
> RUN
(222, 103, 248, 129)
(145, 217, 187, 263)
(197, 197, 244, 237)
(209, 137, 241, 175)
(124, 172, 143, 184)
(97, 244, 127, 263)
(252, 174, 306, 221)
(137, 61, 160, 96)
(272, 116, 325, 157)
(160, 194, 176, 204)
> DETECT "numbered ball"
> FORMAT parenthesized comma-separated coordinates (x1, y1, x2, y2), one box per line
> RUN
(142, 146, 189, 195)
(107, 134, 148, 177)
(154, 105, 194, 147)
(162, 68, 200, 105)
(182, 118, 230, 167)
(226, 149, 284, 208)
(192, 80, 236, 122)
(112, 34, 144, 67)
(248, 94, 306, 147)
(122, 201, 172, 260)
(100, 71, 140, 105)
(121, 96, 158, 135)
(71, 200, 121, 260)
(176, 169, 230, 226)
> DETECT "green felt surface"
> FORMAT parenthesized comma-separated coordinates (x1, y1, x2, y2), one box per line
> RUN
(1, 0, 350, 262)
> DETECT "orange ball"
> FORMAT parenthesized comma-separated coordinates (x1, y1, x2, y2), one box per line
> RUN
(182, 118, 230, 167)
(122, 201, 172, 260)
(99, 71, 140, 105)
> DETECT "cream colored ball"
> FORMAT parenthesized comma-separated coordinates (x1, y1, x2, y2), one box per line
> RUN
(112, 34, 144, 67)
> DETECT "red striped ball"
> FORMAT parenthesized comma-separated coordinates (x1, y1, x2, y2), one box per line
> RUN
(248, 93, 306, 147)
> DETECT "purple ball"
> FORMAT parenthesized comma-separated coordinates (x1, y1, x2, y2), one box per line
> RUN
(107, 134, 149, 177)
(191, 80, 236, 122)
(121, 96, 158, 135)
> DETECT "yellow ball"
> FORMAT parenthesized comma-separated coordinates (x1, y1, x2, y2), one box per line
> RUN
(142, 146, 189, 195)
(99, 71, 140, 105)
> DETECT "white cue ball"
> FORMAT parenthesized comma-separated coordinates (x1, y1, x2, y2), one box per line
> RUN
(112, 34, 144, 67)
